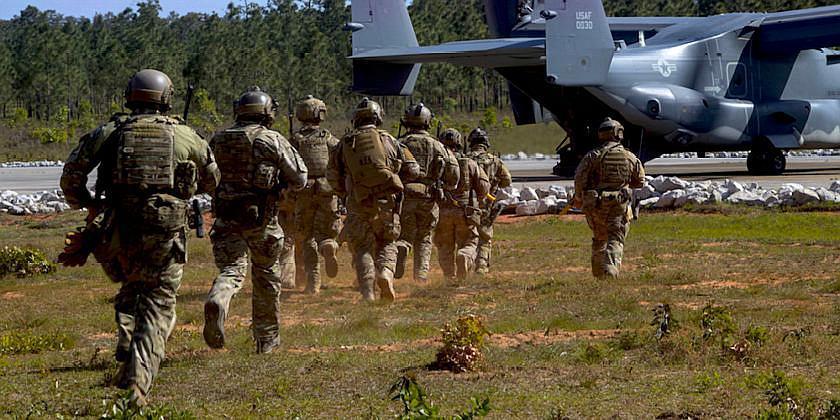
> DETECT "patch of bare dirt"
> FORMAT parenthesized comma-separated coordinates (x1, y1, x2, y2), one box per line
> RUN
(1, 291, 24, 300)
(639, 301, 704, 310)
(496, 214, 584, 224)
(285, 328, 621, 354)
(670, 275, 826, 291)
(85, 332, 113, 341)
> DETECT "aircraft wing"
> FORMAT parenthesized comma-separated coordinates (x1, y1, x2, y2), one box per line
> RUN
(756, 5, 840, 54)
(350, 38, 545, 68)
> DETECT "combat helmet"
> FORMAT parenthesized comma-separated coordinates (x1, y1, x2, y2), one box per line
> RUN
(402, 103, 433, 129)
(597, 118, 624, 142)
(124, 69, 174, 112)
(440, 128, 463, 151)
(468, 127, 490, 148)
(352, 97, 384, 128)
(234, 87, 276, 124)
(296, 95, 327, 124)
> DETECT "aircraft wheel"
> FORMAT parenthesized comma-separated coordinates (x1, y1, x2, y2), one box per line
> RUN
(747, 147, 786, 175)
(766, 149, 786, 175)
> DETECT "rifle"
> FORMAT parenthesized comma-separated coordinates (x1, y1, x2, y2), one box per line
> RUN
(481, 193, 506, 227)
(58, 205, 111, 267)
(288, 95, 295, 138)
(183, 83, 195, 124)
(182, 82, 205, 238)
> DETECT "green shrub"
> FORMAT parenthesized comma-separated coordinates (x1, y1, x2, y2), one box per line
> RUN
(0, 330, 74, 355)
(745, 325, 770, 346)
(31, 126, 69, 144)
(699, 302, 737, 349)
(573, 342, 619, 365)
(100, 392, 196, 419)
(480, 107, 497, 128)
(432, 315, 490, 373)
(389, 375, 490, 420)
(0, 246, 56, 278)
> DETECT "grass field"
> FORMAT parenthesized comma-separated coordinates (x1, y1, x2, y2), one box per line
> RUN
(1, 209, 838, 418)
(0, 112, 563, 163)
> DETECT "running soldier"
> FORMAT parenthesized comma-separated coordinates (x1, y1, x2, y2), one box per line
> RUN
(59, 69, 220, 405)
(573, 118, 645, 278)
(328, 98, 420, 301)
(395, 103, 459, 282)
(434, 128, 490, 280)
(203, 87, 307, 353)
(467, 128, 512, 274)
(290, 95, 342, 294)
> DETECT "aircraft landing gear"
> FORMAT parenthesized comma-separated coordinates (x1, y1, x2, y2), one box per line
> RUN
(747, 144, 786, 175)
(552, 143, 580, 178)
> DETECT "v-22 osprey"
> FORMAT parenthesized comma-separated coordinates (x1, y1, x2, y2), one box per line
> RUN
(346, 0, 840, 176)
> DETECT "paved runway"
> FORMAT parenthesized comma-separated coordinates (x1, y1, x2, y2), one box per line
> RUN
(2, 156, 840, 194)
(508, 156, 840, 189)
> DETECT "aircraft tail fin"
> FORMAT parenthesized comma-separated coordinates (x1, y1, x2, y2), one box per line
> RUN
(349, 0, 421, 95)
(544, 0, 614, 86)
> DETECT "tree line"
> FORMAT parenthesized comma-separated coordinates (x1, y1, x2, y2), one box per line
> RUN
(0, 0, 835, 140)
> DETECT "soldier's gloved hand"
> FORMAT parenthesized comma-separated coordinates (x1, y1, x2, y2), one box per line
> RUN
(57, 228, 90, 267)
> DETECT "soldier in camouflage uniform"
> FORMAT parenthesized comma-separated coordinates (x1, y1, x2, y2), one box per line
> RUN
(276, 192, 300, 289)
(434, 129, 490, 280)
(573, 118, 645, 279)
(289, 96, 342, 294)
(395, 103, 459, 282)
(203, 88, 307, 353)
(328, 98, 420, 301)
(60, 69, 220, 406)
(467, 128, 512, 274)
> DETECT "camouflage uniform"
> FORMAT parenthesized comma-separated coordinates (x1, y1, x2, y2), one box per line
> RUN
(60, 70, 220, 405)
(290, 100, 342, 294)
(396, 123, 459, 282)
(434, 129, 490, 280)
(204, 89, 307, 353)
(328, 99, 420, 301)
(276, 193, 300, 289)
(468, 132, 512, 274)
(573, 118, 645, 279)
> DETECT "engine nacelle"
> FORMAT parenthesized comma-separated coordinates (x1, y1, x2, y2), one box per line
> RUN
(626, 83, 711, 130)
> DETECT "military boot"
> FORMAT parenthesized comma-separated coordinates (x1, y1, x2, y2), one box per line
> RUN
(203, 300, 226, 349)
(320, 239, 339, 279)
(256, 338, 280, 354)
(128, 384, 147, 408)
(376, 269, 396, 301)
(394, 241, 409, 279)
(360, 278, 376, 302)
(456, 254, 470, 280)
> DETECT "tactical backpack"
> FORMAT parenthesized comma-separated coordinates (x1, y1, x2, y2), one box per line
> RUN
(342, 127, 401, 199)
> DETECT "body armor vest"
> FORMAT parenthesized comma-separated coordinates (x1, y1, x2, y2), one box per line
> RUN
(294, 127, 331, 178)
(451, 156, 475, 206)
(213, 125, 265, 200)
(110, 115, 188, 232)
(593, 144, 632, 191)
(114, 116, 176, 190)
(471, 151, 500, 190)
(342, 127, 396, 190)
(401, 133, 437, 183)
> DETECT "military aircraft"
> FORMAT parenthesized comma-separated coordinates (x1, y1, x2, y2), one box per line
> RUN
(346, 0, 840, 176)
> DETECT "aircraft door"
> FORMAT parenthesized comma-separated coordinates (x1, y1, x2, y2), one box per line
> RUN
(726, 62, 749, 98)
(704, 40, 726, 97)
